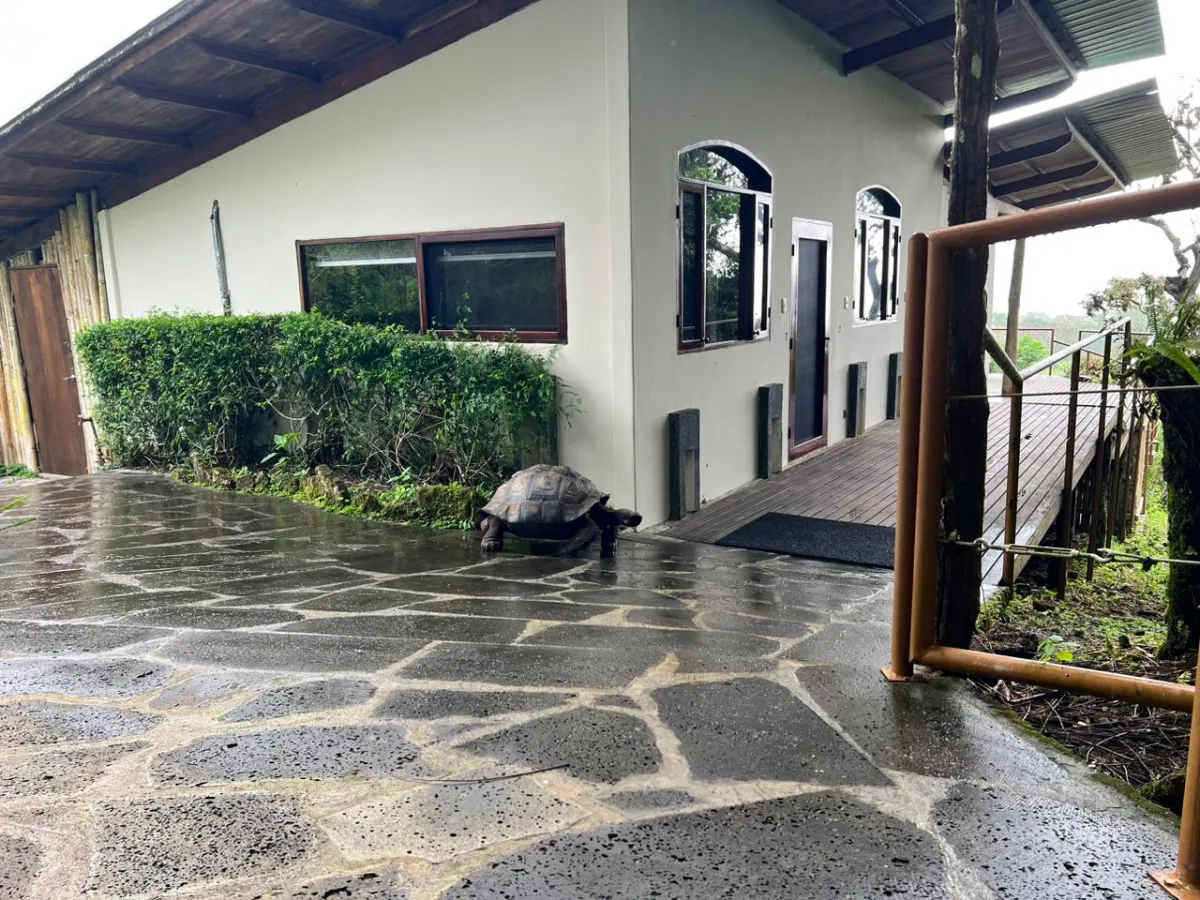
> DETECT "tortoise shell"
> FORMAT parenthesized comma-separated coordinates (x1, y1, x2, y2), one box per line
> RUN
(483, 464, 609, 527)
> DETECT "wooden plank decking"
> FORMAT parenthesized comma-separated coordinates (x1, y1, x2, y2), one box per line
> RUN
(667, 375, 1124, 585)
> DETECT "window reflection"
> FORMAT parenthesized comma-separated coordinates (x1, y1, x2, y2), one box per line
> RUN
(680, 190, 703, 343)
(303, 239, 420, 330)
(854, 187, 901, 322)
(679, 149, 751, 190)
(705, 189, 742, 345)
(676, 144, 773, 349)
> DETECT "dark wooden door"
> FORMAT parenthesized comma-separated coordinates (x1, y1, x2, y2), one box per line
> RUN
(9, 266, 87, 475)
(789, 219, 831, 459)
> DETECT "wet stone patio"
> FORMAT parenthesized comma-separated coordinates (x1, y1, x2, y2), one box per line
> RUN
(0, 472, 1181, 899)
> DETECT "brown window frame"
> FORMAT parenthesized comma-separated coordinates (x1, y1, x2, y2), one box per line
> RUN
(296, 222, 567, 344)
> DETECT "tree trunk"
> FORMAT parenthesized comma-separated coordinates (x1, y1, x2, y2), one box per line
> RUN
(937, 0, 1000, 649)
(1143, 358, 1200, 657)
(1003, 237, 1026, 394)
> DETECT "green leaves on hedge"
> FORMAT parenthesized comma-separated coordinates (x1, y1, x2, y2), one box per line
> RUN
(76, 314, 559, 487)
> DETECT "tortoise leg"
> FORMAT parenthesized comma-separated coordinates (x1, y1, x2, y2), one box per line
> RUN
(560, 520, 600, 557)
(480, 516, 505, 553)
(600, 524, 618, 557)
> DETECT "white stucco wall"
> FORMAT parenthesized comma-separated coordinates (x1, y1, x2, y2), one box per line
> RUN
(628, 0, 947, 526)
(103, 0, 635, 506)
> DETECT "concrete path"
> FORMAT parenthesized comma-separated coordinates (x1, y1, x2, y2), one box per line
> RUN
(0, 473, 1179, 899)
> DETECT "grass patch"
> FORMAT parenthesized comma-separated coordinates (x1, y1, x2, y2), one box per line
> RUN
(0, 464, 37, 480)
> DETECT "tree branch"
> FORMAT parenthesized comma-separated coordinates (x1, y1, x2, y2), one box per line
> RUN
(1140, 215, 1192, 276)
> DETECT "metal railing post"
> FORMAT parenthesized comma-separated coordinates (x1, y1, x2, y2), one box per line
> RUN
(1152, 637, 1200, 898)
(1106, 322, 1132, 545)
(884, 234, 928, 682)
(1057, 351, 1082, 601)
(1002, 382, 1023, 587)
(909, 239, 951, 663)
(1086, 333, 1113, 580)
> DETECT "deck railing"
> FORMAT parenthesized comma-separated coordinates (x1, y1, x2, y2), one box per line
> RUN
(884, 178, 1200, 899)
(985, 318, 1143, 589)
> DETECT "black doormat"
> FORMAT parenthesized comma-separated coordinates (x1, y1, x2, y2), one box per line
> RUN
(717, 513, 895, 569)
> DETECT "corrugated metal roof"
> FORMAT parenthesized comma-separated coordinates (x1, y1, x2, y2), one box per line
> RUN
(1074, 79, 1179, 183)
(1047, 0, 1165, 68)
(987, 78, 1178, 208)
(778, 0, 1167, 109)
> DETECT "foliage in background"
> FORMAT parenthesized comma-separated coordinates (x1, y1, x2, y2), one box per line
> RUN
(76, 314, 561, 490)
(1015, 333, 1049, 370)
(0, 464, 37, 480)
(1088, 274, 1200, 657)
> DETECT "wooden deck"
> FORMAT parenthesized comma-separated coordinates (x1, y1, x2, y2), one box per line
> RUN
(667, 375, 1124, 585)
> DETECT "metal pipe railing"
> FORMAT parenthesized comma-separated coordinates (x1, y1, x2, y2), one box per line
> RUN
(891, 177, 1200, 898)
(1085, 334, 1114, 580)
(884, 233, 928, 683)
(982, 317, 1130, 588)
(1020, 318, 1129, 380)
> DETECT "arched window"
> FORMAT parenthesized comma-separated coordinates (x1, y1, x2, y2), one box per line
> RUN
(854, 187, 901, 323)
(677, 144, 773, 350)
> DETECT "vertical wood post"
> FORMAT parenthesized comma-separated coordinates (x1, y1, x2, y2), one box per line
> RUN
(937, 0, 1000, 648)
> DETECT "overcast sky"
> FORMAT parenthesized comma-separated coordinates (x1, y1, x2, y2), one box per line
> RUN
(0, 0, 1195, 319)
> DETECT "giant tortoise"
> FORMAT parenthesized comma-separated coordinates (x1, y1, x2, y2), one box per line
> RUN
(480, 464, 642, 556)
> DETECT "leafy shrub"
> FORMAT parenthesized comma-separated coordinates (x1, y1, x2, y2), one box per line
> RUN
(77, 314, 560, 488)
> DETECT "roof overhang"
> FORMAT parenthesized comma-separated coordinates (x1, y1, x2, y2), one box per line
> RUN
(777, 0, 1165, 112)
(0, 0, 535, 256)
(984, 78, 1179, 209)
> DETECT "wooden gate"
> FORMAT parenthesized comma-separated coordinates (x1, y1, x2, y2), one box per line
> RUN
(9, 266, 87, 476)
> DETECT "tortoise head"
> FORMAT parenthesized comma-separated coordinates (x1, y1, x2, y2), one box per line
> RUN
(611, 508, 642, 529)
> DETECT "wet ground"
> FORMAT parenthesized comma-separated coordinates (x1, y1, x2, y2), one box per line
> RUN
(0, 472, 1180, 899)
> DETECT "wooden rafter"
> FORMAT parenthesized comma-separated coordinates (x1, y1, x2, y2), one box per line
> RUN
(0, 207, 56, 218)
(9, 153, 138, 177)
(1017, 178, 1115, 209)
(988, 133, 1072, 169)
(189, 38, 324, 83)
(117, 79, 255, 117)
(405, 0, 480, 38)
(287, 0, 407, 41)
(60, 119, 193, 148)
(842, 0, 1013, 76)
(0, 183, 70, 200)
(991, 161, 1099, 196)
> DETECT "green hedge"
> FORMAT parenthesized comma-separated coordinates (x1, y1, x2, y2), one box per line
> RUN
(76, 314, 559, 487)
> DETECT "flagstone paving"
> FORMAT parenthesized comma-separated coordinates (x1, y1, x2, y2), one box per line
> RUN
(0, 472, 1181, 899)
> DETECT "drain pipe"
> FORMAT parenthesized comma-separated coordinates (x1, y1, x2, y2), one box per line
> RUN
(210, 200, 231, 315)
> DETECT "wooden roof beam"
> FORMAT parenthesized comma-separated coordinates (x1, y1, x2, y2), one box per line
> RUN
(189, 38, 324, 83)
(991, 161, 1098, 196)
(0, 206, 57, 218)
(118, 79, 255, 118)
(988, 132, 1072, 168)
(1017, 178, 1115, 209)
(843, 0, 1012, 76)
(405, 0, 480, 38)
(287, 0, 407, 41)
(1066, 115, 1129, 186)
(9, 152, 137, 177)
(61, 118, 193, 148)
(0, 183, 71, 200)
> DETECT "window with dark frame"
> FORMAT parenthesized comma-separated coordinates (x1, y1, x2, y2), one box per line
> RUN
(297, 224, 566, 343)
(853, 188, 901, 323)
(677, 145, 772, 351)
